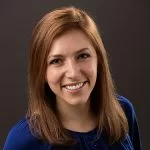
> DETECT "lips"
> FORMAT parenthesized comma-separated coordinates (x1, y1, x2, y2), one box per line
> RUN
(62, 81, 87, 91)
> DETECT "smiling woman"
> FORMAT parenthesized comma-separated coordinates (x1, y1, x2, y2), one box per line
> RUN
(4, 6, 142, 150)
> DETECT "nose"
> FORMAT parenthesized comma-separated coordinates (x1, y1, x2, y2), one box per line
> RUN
(65, 60, 81, 80)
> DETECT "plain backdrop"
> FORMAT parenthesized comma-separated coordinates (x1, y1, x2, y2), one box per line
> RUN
(0, 0, 149, 149)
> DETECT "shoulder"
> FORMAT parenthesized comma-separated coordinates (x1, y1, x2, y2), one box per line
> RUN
(117, 95, 135, 119)
(117, 95, 133, 109)
(117, 95, 142, 149)
(117, 95, 136, 130)
(4, 118, 51, 150)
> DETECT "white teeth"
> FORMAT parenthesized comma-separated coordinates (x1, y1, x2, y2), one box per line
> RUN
(65, 82, 84, 90)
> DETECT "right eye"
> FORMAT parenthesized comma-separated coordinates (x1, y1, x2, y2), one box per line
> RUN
(49, 59, 62, 65)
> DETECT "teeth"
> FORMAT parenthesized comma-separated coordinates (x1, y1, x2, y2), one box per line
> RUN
(65, 82, 84, 90)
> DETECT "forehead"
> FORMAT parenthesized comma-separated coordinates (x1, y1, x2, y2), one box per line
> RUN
(49, 29, 95, 55)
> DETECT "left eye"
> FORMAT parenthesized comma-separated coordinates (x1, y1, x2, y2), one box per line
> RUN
(78, 53, 90, 59)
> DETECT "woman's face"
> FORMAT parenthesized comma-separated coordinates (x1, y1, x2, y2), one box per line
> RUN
(46, 29, 97, 107)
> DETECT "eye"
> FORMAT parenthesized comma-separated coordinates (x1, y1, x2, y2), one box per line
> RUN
(49, 58, 62, 65)
(78, 53, 90, 60)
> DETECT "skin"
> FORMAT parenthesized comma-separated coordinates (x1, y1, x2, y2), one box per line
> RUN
(46, 29, 98, 131)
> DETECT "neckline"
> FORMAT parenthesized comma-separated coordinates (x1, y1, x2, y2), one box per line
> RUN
(66, 127, 98, 135)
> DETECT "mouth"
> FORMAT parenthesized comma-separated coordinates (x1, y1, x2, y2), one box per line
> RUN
(62, 81, 88, 92)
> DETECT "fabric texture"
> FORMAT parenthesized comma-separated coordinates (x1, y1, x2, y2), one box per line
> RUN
(3, 96, 142, 150)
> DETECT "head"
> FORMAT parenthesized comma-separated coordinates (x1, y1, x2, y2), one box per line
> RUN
(28, 6, 128, 144)
(29, 6, 109, 112)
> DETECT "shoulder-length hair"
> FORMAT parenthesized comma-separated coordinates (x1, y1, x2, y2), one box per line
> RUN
(27, 6, 128, 145)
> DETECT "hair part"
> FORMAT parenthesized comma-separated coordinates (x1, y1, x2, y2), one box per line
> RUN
(27, 6, 128, 145)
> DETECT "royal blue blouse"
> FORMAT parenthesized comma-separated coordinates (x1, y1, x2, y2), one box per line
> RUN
(4, 96, 142, 150)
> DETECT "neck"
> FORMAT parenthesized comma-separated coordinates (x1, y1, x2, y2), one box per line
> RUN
(56, 100, 97, 132)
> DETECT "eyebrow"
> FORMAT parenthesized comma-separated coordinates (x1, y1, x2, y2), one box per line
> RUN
(48, 48, 89, 59)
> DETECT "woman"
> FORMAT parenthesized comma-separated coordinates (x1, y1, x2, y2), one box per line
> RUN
(4, 6, 142, 149)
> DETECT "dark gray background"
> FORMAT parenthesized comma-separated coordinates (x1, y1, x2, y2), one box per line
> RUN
(0, 0, 149, 149)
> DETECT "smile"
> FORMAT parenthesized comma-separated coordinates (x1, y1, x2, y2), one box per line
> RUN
(62, 81, 87, 91)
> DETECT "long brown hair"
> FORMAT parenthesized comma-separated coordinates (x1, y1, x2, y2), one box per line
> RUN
(27, 6, 128, 145)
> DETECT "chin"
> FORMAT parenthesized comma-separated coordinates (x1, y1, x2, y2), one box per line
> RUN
(66, 98, 89, 106)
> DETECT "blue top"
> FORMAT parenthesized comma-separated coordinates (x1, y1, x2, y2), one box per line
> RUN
(4, 96, 142, 150)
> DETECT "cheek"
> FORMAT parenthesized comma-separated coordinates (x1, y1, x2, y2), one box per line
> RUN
(83, 60, 97, 76)
(46, 68, 61, 85)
